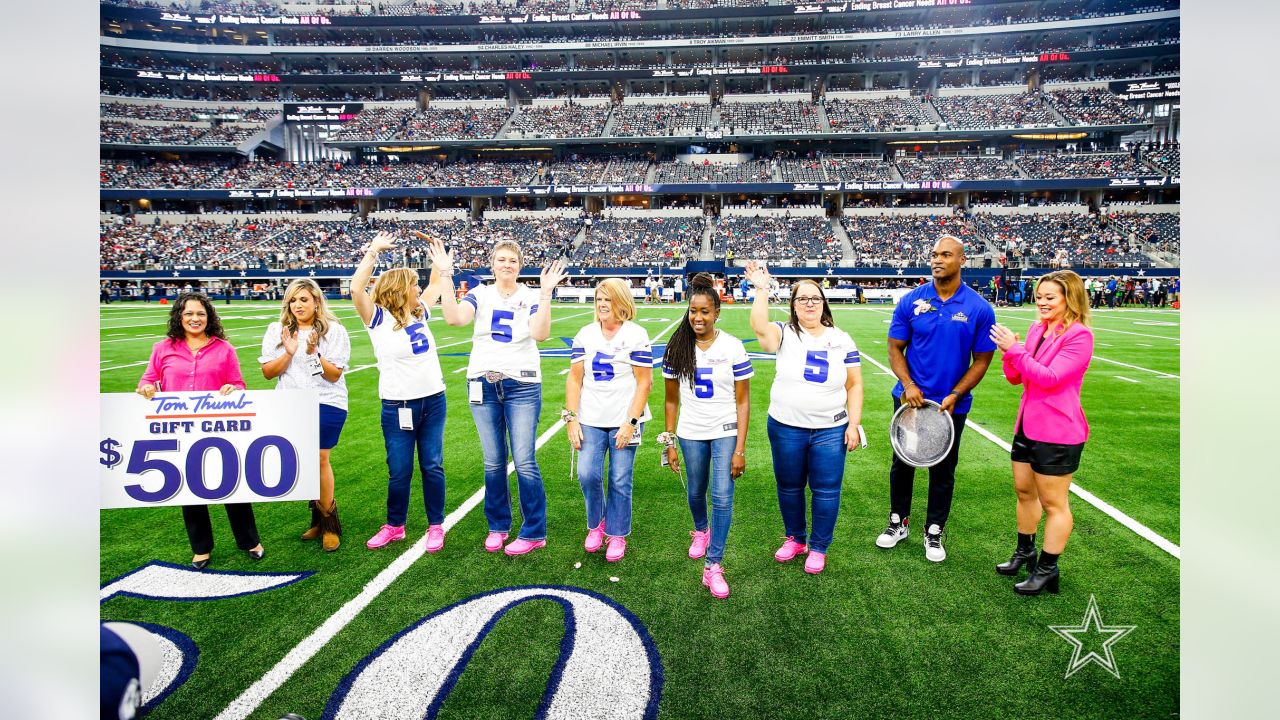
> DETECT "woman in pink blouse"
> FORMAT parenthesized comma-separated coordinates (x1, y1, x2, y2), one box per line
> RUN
(137, 292, 263, 569)
(989, 270, 1094, 596)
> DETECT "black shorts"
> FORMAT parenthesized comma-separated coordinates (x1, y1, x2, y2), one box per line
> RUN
(1011, 429, 1084, 476)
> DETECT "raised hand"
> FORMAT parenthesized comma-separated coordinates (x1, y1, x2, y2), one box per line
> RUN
(281, 326, 299, 356)
(744, 260, 770, 288)
(425, 236, 454, 277)
(539, 257, 568, 294)
(366, 231, 396, 255)
(305, 328, 320, 355)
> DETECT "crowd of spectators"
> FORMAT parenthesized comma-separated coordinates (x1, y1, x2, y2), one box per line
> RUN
(823, 157, 896, 182)
(974, 211, 1150, 267)
(895, 155, 1021, 181)
(823, 97, 931, 132)
(843, 213, 978, 267)
(100, 121, 259, 146)
(778, 159, 827, 182)
(101, 103, 276, 122)
(100, 158, 542, 188)
(599, 158, 651, 183)
(712, 216, 841, 264)
(1110, 211, 1180, 257)
(505, 102, 612, 139)
(532, 159, 609, 185)
(1049, 88, 1147, 126)
(1142, 144, 1179, 175)
(1016, 151, 1148, 178)
(719, 100, 822, 135)
(932, 92, 1057, 129)
(331, 105, 513, 142)
(608, 102, 714, 137)
(574, 216, 701, 267)
(653, 159, 772, 184)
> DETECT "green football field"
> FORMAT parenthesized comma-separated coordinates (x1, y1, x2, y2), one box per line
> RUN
(99, 298, 1179, 720)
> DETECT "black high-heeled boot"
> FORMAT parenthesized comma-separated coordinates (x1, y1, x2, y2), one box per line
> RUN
(995, 546, 1037, 576)
(1014, 561, 1060, 595)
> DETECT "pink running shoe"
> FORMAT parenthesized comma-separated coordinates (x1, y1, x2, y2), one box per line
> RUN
(366, 524, 405, 550)
(804, 551, 827, 574)
(504, 538, 546, 556)
(584, 522, 605, 553)
(688, 529, 710, 559)
(702, 564, 730, 599)
(484, 532, 508, 552)
(605, 536, 627, 562)
(425, 524, 445, 553)
(774, 536, 808, 562)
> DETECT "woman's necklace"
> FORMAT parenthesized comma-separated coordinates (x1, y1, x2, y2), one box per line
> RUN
(695, 330, 719, 348)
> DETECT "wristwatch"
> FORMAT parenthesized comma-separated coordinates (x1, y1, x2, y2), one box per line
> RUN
(627, 417, 640, 428)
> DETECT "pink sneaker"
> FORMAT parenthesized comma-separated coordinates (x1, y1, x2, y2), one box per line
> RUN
(774, 536, 808, 562)
(584, 522, 605, 553)
(605, 536, 627, 562)
(484, 532, 508, 552)
(366, 524, 405, 550)
(702, 563, 730, 599)
(425, 524, 445, 553)
(505, 538, 546, 556)
(804, 551, 827, 574)
(688, 529, 710, 559)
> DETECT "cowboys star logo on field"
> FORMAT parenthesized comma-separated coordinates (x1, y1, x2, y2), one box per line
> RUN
(1049, 594, 1137, 679)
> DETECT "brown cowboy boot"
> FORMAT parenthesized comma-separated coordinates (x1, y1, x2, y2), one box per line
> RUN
(300, 500, 322, 541)
(319, 500, 342, 552)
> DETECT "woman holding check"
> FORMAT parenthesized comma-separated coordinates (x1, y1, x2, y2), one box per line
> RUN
(745, 261, 864, 575)
(989, 270, 1095, 595)
(137, 292, 263, 569)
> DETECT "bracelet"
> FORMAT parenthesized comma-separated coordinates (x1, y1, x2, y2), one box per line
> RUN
(904, 380, 916, 388)
(948, 390, 961, 397)
(560, 408, 578, 423)
(733, 451, 745, 457)
(655, 431, 676, 448)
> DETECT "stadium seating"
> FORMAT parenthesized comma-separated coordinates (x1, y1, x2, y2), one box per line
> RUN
(842, 213, 980, 267)
(506, 103, 613, 139)
(1049, 88, 1146, 126)
(608, 102, 714, 137)
(331, 106, 513, 142)
(712, 216, 841, 264)
(719, 100, 822, 135)
(573, 216, 702, 267)
(1016, 152, 1149, 178)
(823, 97, 931, 132)
(931, 92, 1058, 129)
(895, 156, 1022, 181)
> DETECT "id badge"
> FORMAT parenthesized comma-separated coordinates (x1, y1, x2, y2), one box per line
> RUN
(857, 424, 868, 449)
(627, 426, 642, 447)
(468, 380, 483, 404)
(398, 407, 414, 431)
(304, 353, 323, 377)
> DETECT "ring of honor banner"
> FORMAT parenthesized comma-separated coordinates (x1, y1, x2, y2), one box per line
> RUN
(100, 390, 319, 509)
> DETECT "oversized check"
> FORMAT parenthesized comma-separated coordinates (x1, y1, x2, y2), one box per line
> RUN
(100, 389, 319, 509)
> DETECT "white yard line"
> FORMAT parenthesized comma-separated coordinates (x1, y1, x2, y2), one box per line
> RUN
(214, 310, 685, 719)
(1114, 375, 1141, 383)
(996, 311, 1178, 341)
(212, 419, 568, 720)
(1090, 355, 1179, 379)
(857, 351, 1180, 560)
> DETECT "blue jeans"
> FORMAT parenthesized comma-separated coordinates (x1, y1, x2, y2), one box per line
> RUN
(578, 423, 642, 537)
(767, 416, 848, 554)
(379, 392, 447, 527)
(679, 435, 736, 565)
(470, 378, 547, 540)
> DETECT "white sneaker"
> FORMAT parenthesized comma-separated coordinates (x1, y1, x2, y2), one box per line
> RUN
(924, 524, 946, 562)
(875, 513, 909, 548)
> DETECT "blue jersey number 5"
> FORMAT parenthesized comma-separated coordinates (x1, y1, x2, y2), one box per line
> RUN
(693, 367, 714, 398)
(803, 350, 829, 383)
(490, 309, 515, 343)
(591, 352, 616, 381)
(405, 323, 431, 355)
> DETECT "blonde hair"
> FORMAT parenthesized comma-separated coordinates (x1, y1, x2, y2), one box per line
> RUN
(595, 278, 636, 322)
(372, 267, 425, 330)
(490, 240, 524, 267)
(278, 279, 337, 344)
(1035, 270, 1091, 331)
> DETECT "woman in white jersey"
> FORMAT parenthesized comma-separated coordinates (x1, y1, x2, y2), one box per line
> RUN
(745, 261, 865, 575)
(659, 273, 751, 599)
(564, 278, 653, 563)
(259, 279, 351, 552)
(351, 232, 449, 554)
(428, 237, 567, 556)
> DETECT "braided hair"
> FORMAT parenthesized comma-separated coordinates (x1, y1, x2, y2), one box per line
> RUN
(663, 273, 720, 388)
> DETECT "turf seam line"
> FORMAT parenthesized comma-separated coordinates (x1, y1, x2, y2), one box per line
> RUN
(857, 351, 1181, 560)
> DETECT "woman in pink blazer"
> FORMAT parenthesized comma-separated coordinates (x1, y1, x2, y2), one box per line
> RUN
(989, 270, 1094, 596)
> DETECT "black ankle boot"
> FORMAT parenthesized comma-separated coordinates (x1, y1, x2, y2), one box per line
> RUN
(995, 546, 1037, 576)
(1014, 562, 1060, 595)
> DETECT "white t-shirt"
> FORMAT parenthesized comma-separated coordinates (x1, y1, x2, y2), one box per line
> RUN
(462, 283, 543, 382)
(661, 331, 753, 440)
(571, 321, 653, 428)
(367, 302, 445, 400)
(767, 321, 861, 429)
(258, 321, 352, 410)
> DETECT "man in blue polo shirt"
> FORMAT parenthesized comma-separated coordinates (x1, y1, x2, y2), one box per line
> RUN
(876, 235, 996, 562)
